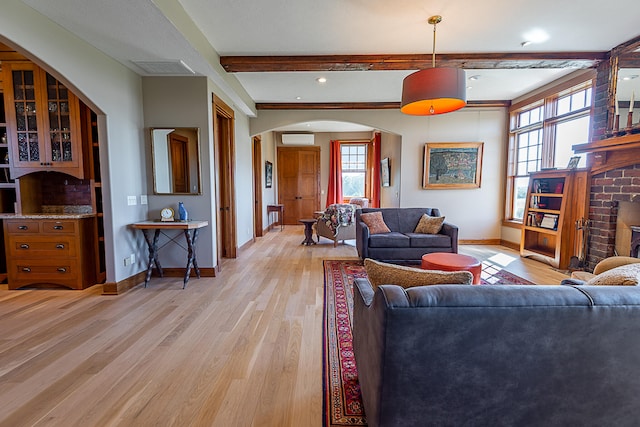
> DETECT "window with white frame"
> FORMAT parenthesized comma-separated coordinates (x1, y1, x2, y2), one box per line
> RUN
(341, 144, 367, 198)
(506, 81, 592, 221)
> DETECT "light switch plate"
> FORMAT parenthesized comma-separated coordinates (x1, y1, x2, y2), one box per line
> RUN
(127, 196, 137, 206)
(140, 195, 148, 205)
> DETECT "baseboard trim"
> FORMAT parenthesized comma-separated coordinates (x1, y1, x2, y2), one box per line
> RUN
(237, 238, 254, 254)
(102, 271, 146, 295)
(459, 239, 502, 245)
(500, 239, 521, 251)
(101, 268, 216, 295)
(158, 268, 216, 277)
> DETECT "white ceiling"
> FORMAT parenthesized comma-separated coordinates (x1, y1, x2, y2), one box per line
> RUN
(15, 0, 640, 132)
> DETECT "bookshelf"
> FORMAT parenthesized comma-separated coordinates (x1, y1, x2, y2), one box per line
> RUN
(520, 169, 589, 269)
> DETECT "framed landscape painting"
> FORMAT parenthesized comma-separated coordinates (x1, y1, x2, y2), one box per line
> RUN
(423, 142, 483, 189)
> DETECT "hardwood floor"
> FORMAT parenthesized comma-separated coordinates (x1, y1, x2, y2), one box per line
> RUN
(0, 227, 568, 426)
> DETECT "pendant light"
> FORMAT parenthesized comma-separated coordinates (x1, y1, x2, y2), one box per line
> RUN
(401, 15, 466, 115)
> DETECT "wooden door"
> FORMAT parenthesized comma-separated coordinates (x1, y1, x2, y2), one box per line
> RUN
(213, 95, 236, 263)
(169, 133, 189, 193)
(252, 136, 263, 237)
(277, 147, 320, 224)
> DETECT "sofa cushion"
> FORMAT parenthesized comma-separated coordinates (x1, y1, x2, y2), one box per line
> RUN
(414, 214, 445, 234)
(406, 233, 451, 248)
(586, 263, 640, 286)
(368, 232, 410, 248)
(364, 258, 472, 289)
(360, 211, 391, 234)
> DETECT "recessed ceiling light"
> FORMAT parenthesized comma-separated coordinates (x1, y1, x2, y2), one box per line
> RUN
(296, 96, 302, 100)
(469, 75, 480, 81)
(522, 29, 549, 44)
(622, 75, 639, 81)
(467, 86, 473, 90)
(521, 41, 532, 48)
(316, 77, 327, 84)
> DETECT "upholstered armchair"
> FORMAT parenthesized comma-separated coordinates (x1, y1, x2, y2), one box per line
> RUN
(316, 204, 357, 247)
(561, 256, 640, 286)
(348, 197, 369, 208)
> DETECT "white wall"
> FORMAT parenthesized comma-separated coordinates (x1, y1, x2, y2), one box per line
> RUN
(252, 108, 508, 241)
(260, 132, 277, 229)
(380, 132, 402, 208)
(1, 0, 147, 283)
(234, 112, 255, 248)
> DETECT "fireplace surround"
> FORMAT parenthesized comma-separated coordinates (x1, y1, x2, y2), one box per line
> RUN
(574, 134, 640, 270)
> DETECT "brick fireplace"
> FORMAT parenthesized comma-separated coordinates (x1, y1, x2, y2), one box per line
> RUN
(574, 134, 640, 270)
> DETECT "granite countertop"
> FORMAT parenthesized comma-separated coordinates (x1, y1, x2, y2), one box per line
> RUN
(0, 213, 96, 219)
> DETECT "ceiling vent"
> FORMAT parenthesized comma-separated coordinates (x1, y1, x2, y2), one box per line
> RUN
(132, 60, 195, 75)
(281, 133, 315, 145)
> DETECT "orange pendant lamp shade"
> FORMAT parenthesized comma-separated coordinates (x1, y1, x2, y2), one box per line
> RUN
(400, 67, 466, 115)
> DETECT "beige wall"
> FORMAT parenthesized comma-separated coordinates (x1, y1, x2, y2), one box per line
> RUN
(252, 108, 508, 241)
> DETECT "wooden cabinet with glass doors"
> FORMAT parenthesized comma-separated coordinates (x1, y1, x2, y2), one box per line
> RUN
(2, 62, 84, 179)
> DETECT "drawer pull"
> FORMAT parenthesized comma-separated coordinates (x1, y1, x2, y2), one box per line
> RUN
(18, 225, 28, 230)
(56, 244, 65, 249)
(22, 267, 31, 273)
(20, 244, 30, 249)
(57, 267, 67, 273)
(53, 225, 64, 230)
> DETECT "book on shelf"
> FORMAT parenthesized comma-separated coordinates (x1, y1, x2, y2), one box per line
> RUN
(539, 213, 559, 230)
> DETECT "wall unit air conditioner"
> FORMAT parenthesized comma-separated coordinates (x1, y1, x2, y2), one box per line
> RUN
(281, 133, 315, 145)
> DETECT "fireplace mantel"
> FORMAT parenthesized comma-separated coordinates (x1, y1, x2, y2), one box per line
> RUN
(573, 133, 640, 174)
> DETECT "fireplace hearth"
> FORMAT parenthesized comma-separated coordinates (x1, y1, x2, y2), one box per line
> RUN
(632, 226, 640, 258)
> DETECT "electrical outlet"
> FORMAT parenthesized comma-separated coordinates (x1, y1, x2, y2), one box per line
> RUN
(127, 196, 137, 206)
(140, 195, 148, 205)
(124, 254, 135, 266)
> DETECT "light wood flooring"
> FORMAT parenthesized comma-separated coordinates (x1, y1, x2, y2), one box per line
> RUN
(0, 226, 569, 427)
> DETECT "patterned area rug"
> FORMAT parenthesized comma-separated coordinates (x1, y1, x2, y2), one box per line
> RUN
(322, 259, 535, 426)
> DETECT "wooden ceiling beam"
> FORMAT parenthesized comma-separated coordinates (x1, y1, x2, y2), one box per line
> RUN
(221, 52, 609, 73)
(255, 100, 511, 110)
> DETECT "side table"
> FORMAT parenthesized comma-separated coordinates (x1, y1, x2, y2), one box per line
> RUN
(299, 219, 317, 245)
(421, 252, 482, 284)
(267, 204, 284, 231)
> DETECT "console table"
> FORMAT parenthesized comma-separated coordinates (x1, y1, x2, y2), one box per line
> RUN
(130, 220, 208, 289)
(266, 204, 284, 231)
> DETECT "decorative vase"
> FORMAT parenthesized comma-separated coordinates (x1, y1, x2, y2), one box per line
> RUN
(178, 202, 188, 221)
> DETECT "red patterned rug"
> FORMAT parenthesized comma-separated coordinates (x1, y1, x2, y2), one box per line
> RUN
(322, 259, 535, 426)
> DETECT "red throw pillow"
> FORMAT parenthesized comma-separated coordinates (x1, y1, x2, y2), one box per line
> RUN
(360, 211, 391, 234)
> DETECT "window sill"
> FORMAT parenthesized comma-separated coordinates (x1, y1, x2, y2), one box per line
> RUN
(502, 219, 523, 229)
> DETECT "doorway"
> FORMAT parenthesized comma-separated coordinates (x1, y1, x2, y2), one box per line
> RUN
(253, 136, 263, 237)
(213, 95, 237, 264)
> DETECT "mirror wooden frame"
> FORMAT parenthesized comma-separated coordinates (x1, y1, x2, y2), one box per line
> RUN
(150, 127, 202, 195)
(607, 36, 640, 133)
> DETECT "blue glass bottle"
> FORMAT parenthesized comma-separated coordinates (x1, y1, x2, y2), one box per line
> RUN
(178, 202, 188, 221)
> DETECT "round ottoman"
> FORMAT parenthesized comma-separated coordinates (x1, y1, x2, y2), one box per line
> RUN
(421, 252, 482, 284)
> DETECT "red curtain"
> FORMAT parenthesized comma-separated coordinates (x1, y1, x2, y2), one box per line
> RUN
(369, 132, 381, 207)
(326, 139, 342, 206)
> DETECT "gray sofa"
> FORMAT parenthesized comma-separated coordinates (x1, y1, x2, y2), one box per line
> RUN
(353, 278, 640, 427)
(355, 207, 458, 263)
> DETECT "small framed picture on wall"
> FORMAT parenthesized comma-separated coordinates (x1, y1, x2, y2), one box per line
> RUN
(265, 161, 273, 188)
(381, 157, 390, 187)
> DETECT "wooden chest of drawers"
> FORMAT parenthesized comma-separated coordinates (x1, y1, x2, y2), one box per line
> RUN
(3, 217, 96, 290)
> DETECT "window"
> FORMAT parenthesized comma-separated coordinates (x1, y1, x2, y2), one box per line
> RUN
(506, 81, 592, 221)
(341, 144, 367, 198)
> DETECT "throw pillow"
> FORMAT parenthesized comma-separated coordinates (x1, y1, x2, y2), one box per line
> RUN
(364, 258, 473, 289)
(414, 214, 445, 234)
(360, 212, 391, 234)
(586, 263, 640, 286)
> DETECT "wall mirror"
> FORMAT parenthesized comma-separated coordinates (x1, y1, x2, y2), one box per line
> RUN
(609, 39, 640, 132)
(151, 127, 201, 195)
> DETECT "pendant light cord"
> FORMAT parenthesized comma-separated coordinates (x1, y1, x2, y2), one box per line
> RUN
(432, 20, 437, 68)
